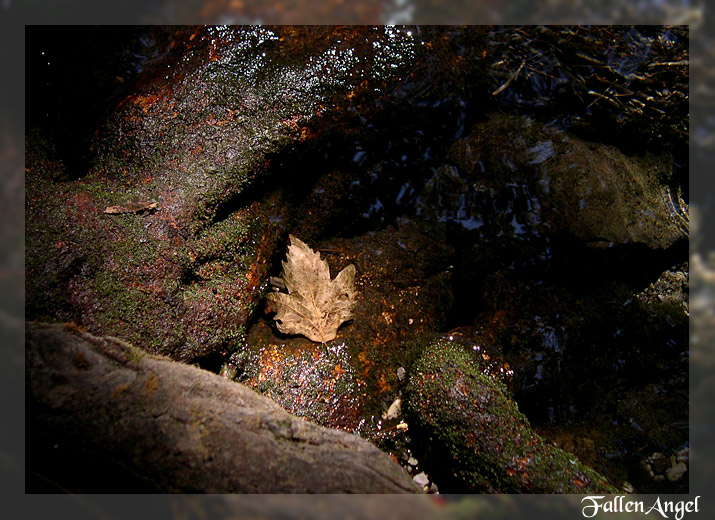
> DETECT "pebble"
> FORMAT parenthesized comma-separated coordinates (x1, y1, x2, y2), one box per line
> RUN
(666, 462, 687, 482)
(413, 471, 429, 488)
(219, 363, 237, 380)
(644, 450, 688, 483)
(397, 367, 406, 381)
(407, 456, 418, 467)
(386, 398, 402, 420)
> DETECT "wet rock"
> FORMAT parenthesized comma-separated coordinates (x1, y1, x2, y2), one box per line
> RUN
(470, 265, 688, 493)
(642, 446, 689, 487)
(239, 220, 454, 440)
(433, 116, 690, 493)
(636, 261, 689, 313)
(240, 321, 365, 433)
(439, 326, 515, 392)
(485, 26, 688, 156)
(26, 322, 420, 493)
(666, 462, 687, 482)
(25, 26, 485, 363)
(427, 113, 687, 250)
(385, 398, 402, 420)
(24, 26, 690, 498)
(405, 338, 618, 493)
(413, 471, 429, 489)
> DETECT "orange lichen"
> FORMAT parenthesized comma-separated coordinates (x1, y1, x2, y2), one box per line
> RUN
(375, 372, 391, 394)
(67, 191, 97, 216)
(332, 363, 345, 377)
(143, 373, 159, 397)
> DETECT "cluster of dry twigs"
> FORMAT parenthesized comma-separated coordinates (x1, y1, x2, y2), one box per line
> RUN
(487, 26, 688, 153)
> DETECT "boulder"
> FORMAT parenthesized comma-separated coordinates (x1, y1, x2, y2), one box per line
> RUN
(25, 26, 489, 364)
(470, 263, 689, 493)
(25, 322, 420, 493)
(422, 113, 687, 250)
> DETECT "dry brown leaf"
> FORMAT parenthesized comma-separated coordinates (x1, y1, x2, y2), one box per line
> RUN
(104, 201, 159, 215)
(266, 235, 357, 343)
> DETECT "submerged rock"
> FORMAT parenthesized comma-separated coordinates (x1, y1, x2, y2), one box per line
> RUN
(25, 26, 486, 363)
(423, 113, 687, 250)
(485, 26, 688, 157)
(469, 265, 689, 493)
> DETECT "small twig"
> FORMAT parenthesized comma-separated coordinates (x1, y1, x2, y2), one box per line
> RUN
(492, 61, 525, 96)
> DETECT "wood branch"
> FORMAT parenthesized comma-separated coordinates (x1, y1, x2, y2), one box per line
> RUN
(25, 322, 419, 493)
(492, 61, 525, 96)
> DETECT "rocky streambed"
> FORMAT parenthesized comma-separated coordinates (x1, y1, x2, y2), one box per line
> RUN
(26, 25, 689, 494)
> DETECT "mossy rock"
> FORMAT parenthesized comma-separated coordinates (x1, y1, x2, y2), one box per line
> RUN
(434, 113, 687, 250)
(405, 338, 618, 493)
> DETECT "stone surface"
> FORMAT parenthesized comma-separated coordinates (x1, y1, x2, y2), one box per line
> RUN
(666, 462, 687, 482)
(238, 220, 454, 442)
(423, 113, 687, 250)
(405, 338, 618, 493)
(386, 398, 402, 420)
(23, 26, 690, 496)
(26, 322, 420, 493)
(25, 26, 488, 364)
(470, 264, 689, 493)
(413, 472, 429, 488)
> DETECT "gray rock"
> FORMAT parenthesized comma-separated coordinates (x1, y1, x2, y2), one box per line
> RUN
(397, 367, 406, 381)
(413, 472, 429, 488)
(386, 398, 402, 420)
(25, 322, 420, 493)
(666, 462, 688, 482)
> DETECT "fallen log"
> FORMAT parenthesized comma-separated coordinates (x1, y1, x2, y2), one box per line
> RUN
(25, 322, 420, 493)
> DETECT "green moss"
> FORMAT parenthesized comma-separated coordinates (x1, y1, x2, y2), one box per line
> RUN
(406, 338, 618, 493)
(89, 270, 161, 350)
(187, 213, 253, 262)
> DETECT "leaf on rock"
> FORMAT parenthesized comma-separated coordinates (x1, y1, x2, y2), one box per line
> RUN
(266, 235, 357, 343)
(104, 201, 159, 215)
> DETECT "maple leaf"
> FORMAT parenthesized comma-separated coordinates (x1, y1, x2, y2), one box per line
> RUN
(266, 235, 357, 343)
